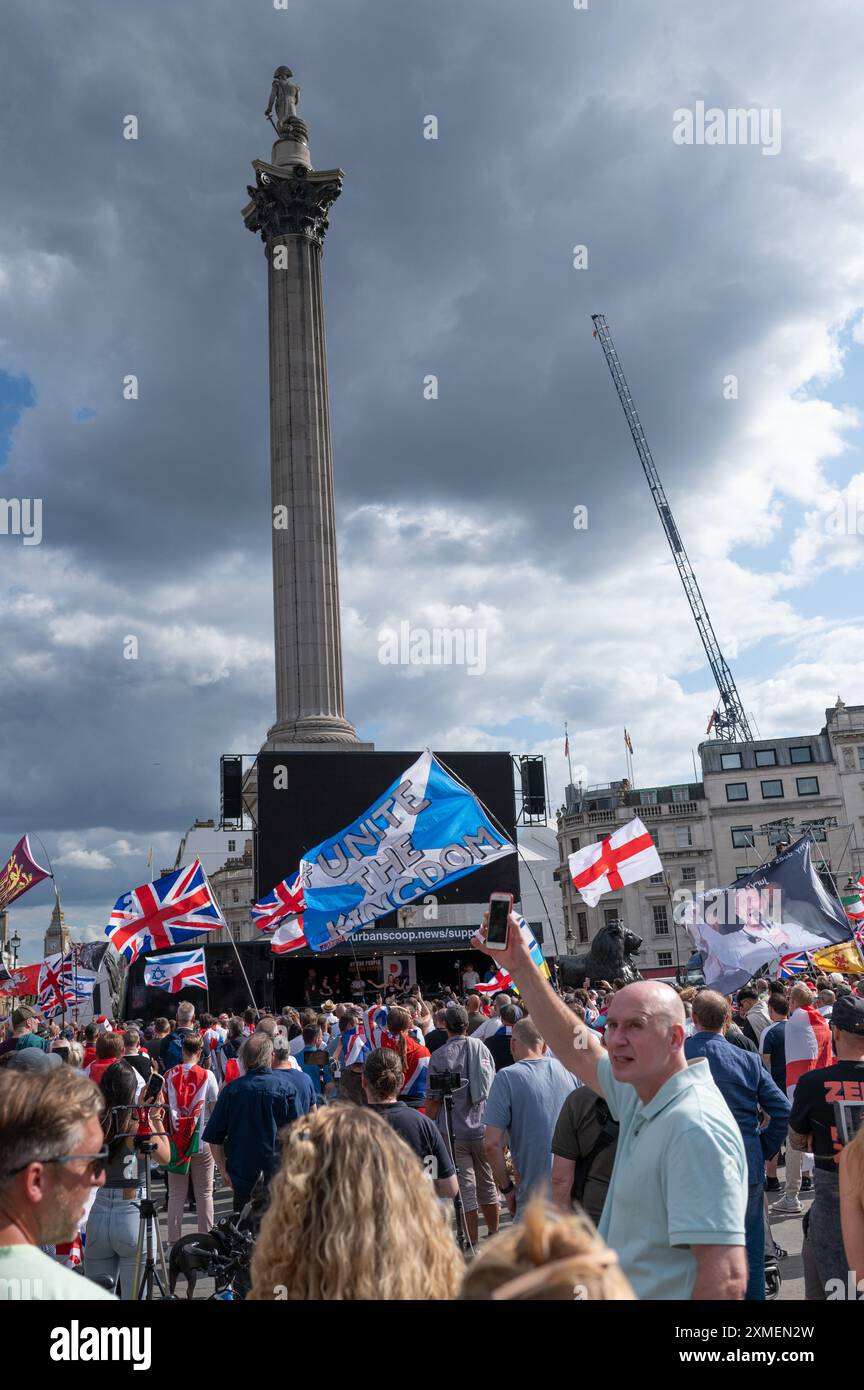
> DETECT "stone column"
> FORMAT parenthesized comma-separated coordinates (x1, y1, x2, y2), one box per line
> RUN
(243, 108, 360, 750)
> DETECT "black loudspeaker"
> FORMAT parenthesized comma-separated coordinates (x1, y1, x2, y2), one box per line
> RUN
(520, 757, 546, 817)
(221, 755, 243, 823)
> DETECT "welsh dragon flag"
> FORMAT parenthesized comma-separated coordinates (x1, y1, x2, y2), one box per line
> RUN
(164, 1063, 210, 1175)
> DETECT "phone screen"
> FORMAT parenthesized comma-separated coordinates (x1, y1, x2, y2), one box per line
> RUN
(487, 895, 511, 946)
(144, 1072, 165, 1103)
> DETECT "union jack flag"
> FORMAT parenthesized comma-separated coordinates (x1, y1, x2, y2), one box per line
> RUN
(252, 873, 305, 932)
(778, 950, 813, 980)
(339, 1028, 370, 1069)
(144, 947, 208, 994)
(105, 860, 225, 963)
(363, 1003, 388, 1046)
(37, 949, 97, 1018)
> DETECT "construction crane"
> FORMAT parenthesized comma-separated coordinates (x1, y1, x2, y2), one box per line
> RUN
(591, 312, 754, 743)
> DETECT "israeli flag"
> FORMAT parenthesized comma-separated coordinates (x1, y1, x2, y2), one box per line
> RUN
(299, 750, 515, 951)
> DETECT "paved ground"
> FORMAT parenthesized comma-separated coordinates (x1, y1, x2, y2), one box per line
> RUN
(771, 1182, 812, 1302)
(153, 1170, 812, 1301)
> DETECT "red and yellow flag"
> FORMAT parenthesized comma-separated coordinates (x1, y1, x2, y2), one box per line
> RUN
(0, 835, 50, 912)
(810, 940, 864, 977)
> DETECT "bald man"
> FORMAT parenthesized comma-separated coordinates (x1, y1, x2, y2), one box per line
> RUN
(475, 916, 748, 1301)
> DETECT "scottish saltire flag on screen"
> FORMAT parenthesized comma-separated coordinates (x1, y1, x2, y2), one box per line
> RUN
(144, 948, 208, 994)
(297, 751, 515, 952)
(105, 860, 226, 963)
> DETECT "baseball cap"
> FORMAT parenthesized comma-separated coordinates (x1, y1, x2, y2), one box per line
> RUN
(832, 994, 864, 1036)
(6, 1049, 62, 1073)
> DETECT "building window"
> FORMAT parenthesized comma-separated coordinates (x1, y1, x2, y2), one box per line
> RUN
(570, 837, 580, 853)
(767, 825, 788, 845)
(736, 866, 751, 880)
(761, 780, 784, 799)
(674, 826, 692, 848)
(790, 746, 813, 764)
(671, 787, 689, 802)
(796, 776, 819, 796)
(649, 872, 664, 883)
(657, 952, 673, 968)
(858, 747, 864, 770)
(596, 832, 611, 843)
(228, 839, 236, 851)
(731, 826, 754, 848)
(232, 889, 240, 903)
(755, 749, 777, 767)
(641, 791, 657, 805)
(808, 826, 827, 842)
(726, 783, 748, 801)
(682, 866, 696, 882)
(652, 905, 669, 935)
(577, 911, 588, 943)
(604, 908, 621, 928)
(721, 753, 743, 770)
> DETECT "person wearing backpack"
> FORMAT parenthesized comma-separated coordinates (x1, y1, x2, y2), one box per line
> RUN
(550, 1087, 619, 1228)
(160, 1000, 198, 1072)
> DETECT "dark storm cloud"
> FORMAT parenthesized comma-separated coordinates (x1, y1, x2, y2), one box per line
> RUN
(2, 0, 863, 937)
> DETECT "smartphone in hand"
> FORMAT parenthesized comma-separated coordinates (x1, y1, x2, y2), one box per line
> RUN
(486, 892, 514, 948)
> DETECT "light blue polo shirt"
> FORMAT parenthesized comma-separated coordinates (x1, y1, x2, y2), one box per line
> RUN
(597, 1054, 746, 1300)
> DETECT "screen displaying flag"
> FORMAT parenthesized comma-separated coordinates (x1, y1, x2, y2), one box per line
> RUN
(297, 751, 515, 952)
(568, 817, 662, 908)
(253, 873, 305, 933)
(0, 835, 51, 912)
(144, 947, 208, 993)
(105, 860, 225, 963)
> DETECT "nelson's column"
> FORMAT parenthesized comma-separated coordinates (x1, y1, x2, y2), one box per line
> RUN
(242, 67, 367, 752)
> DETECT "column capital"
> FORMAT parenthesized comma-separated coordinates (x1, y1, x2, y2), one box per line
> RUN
(242, 162, 344, 248)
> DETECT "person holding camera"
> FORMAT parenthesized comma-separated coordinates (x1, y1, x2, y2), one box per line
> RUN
(0, 1067, 115, 1300)
(83, 1059, 171, 1298)
(426, 1004, 499, 1245)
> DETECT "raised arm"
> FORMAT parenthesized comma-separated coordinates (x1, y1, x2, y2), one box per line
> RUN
(474, 913, 605, 1096)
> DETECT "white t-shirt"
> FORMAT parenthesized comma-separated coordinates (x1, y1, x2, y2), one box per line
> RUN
(462, 970, 480, 990)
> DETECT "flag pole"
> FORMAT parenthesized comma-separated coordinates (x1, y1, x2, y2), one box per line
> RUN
(565, 723, 574, 788)
(222, 918, 258, 1013)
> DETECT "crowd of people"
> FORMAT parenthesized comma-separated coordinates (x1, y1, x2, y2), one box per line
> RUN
(1, 922, 864, 1302)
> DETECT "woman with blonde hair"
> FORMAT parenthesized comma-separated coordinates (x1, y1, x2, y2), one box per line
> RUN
(840, 1123, 864, 1277)
(459, 1198, 636, 1301)
(249, 1105, 462, 1300)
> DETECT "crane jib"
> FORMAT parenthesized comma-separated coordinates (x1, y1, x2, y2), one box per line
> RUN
(591, 314, 754, 744)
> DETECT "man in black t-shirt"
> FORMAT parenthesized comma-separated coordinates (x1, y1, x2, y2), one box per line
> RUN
(362, 1048, 457, 1198)
(790, 993, 864, 1298)
(424, 1008, 450, 1055)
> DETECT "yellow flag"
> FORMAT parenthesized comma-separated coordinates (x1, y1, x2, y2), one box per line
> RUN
(810, 940, 864, 976)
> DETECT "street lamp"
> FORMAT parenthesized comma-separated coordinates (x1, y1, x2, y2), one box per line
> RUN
(10, 932, 21, 969)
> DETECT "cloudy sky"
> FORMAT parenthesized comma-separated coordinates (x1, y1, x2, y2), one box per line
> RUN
(2, 0, 863, 958)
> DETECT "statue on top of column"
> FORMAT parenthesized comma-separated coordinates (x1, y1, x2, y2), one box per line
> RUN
(266, 67, 302, 134)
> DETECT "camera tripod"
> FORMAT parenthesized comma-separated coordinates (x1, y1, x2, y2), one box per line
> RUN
(433, 1080, 471, 1256)
(132, 1137, 171, 1300)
